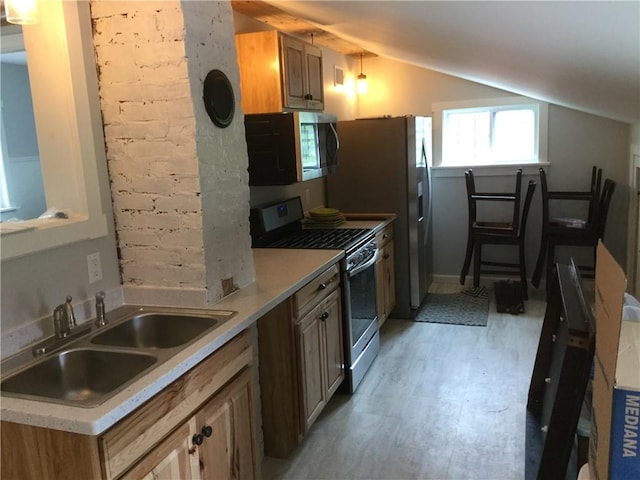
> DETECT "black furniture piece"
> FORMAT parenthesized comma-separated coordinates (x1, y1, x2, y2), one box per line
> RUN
(459, 169, 537, 299)
(531, 166, 616, 290)
(525, 261, 595, 480)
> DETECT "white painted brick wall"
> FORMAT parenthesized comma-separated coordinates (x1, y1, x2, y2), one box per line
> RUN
(91, 1, 254, 306)
(181, 1, 254, 301)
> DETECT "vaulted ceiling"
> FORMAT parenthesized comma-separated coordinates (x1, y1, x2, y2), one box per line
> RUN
(233, 1, 639, 124)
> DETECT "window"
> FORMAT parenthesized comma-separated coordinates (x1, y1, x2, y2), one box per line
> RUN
(0, 0, 109, 259)
(0, 148, 11, 211)
(433, 97, 548, 173)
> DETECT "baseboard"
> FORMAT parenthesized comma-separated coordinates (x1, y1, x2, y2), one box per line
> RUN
(432, 273, 514, 288)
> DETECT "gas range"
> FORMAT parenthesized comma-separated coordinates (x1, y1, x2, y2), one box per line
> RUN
(250, 197, 372, 252)
(261, 227, 370, 250)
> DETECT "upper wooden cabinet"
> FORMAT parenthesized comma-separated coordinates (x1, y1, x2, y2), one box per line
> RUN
(235, 30, 324, 113)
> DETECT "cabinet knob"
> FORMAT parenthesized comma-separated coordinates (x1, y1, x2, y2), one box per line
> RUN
(202, 425, 213, 438)
(304, 94, 313, 100)
(320, 311, 329, 321)
(192, 433, 204, 446)
(383, 253, 390, 259)
(318, 282, 327, 290)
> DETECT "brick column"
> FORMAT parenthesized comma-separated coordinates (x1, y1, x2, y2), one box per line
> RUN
(91, 0, 253, 307)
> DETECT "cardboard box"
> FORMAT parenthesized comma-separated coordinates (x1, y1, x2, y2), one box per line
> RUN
(589, 242, 640, 479)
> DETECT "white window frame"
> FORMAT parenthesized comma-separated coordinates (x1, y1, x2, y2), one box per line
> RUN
(0, 148, 12, 212)
(0, 0, 108, 259)
(432, 96, 549, 178)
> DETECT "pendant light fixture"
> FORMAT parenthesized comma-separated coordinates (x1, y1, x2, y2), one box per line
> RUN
(4, 0, 39, 25)
(357, 53, 368, 95)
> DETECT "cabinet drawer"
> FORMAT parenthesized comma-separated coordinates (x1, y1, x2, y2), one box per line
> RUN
(293, 264, 340, 318)
(375, 224, 394, 247)
(100, 330, 252, 480)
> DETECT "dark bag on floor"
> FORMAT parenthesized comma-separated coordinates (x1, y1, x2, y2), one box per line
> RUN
(494, 280, 525, 314)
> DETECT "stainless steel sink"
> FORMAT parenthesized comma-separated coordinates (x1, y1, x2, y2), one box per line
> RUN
(0, 348, 157, 407)
(90, 313, 219, 349)
(0, 306, 236, 407)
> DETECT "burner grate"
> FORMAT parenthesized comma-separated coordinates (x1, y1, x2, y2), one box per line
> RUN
(268, 228, 370, 250)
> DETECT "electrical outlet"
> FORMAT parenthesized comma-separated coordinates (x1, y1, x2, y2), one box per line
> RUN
(87, 252, 102, 284)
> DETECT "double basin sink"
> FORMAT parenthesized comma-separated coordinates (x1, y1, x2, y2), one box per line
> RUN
(0, 306, 236, 407)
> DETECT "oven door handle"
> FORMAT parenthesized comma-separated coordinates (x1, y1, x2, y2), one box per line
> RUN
(348, 249, 379, 277)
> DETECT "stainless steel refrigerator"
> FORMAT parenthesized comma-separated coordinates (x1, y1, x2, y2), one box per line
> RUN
(326, 115, 433, 319)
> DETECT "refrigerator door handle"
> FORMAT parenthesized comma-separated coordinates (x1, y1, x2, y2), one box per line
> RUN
(330, 122, 340, 150)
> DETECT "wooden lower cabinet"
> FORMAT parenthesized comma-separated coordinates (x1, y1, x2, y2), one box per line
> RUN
(1, 330, 256, 480)
(195, 370, 255, 480)
(297, 288, 343, 431)
(122, 421, 197, 480)
(376, 224, 396, 328)
(124, 370, 255, 480)
(258, 263, 344, 459)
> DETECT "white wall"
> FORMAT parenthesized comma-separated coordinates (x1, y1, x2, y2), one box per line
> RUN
(358, 56, 631, 282)
(632, 123, 640, 144)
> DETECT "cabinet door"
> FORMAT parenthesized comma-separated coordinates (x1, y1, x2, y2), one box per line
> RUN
(384, 241, 396, 317)
(297, 289, 344, 431)
(280, 35, 307, 109)
(322, 290, 344, 397)
(376, 241, 396, 328)
(297, 302, 326, 431)
(121, 420, 198, 480)
(195, 370, 255, 480)
(305, 43, 324, 110)
(376, 248, 386, 325)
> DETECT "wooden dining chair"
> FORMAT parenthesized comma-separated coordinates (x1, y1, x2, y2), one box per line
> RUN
(459, 169, 537, 299)
(531, 167, 615, 290)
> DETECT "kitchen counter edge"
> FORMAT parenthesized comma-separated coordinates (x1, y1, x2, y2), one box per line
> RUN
(0, 248, 345, 435)
(0, 216, 395, 435)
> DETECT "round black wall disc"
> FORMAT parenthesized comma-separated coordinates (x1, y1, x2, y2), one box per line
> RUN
(203, 69, 235, 128)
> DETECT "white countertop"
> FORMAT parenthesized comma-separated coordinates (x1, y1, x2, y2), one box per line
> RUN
(0, 248, 344, 435)
(324, 214, 396, 232)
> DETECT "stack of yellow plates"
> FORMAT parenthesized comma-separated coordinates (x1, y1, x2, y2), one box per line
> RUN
(303, 207, 346, 226)
(310, 207, 338, 216)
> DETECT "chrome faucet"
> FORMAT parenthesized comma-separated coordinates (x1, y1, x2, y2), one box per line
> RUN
(33, 295, 91, 357)
(95, 291, 108, 327)
(64, 295, 77, 330)
(53, 305, 69, 339)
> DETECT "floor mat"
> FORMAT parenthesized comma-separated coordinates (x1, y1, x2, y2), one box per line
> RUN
(415, 292, 489, 326)
(461, 285, 489, 299)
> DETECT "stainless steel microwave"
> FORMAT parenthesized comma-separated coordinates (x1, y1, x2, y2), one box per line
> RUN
(244, 112, 339, 185)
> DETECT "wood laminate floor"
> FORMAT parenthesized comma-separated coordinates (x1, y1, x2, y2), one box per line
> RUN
(262, 283, 547, 480)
